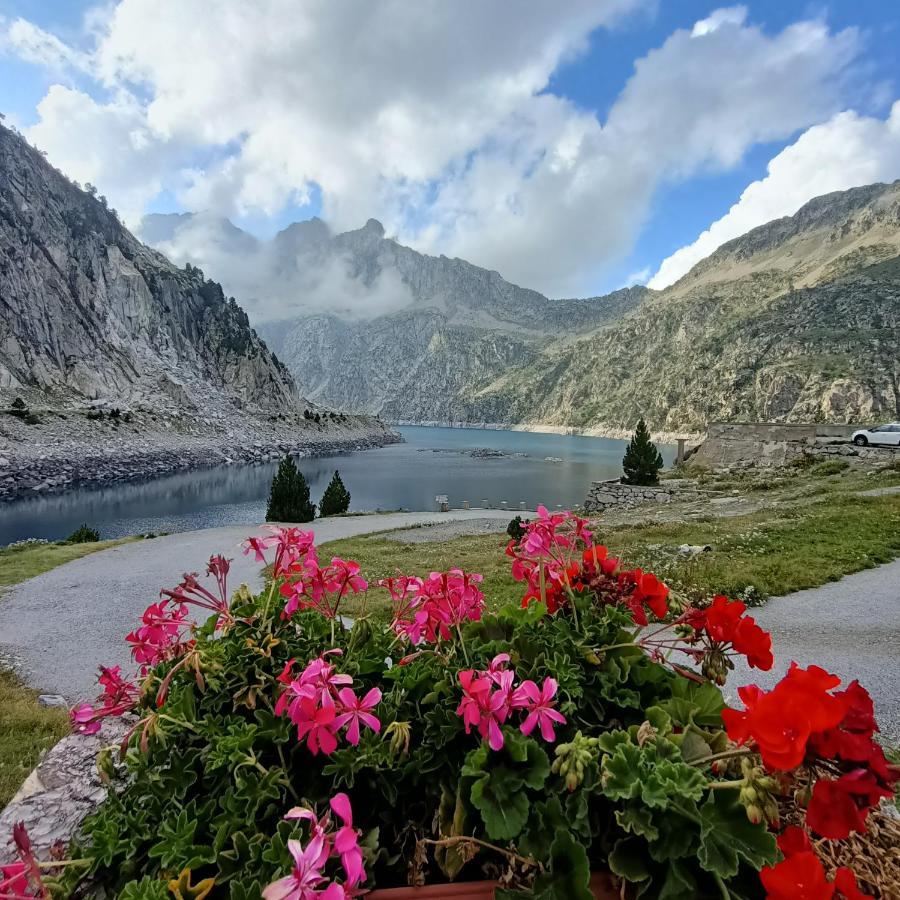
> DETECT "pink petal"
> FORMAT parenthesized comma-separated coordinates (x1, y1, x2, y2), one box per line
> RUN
(345, 716, 361, 745)
(488, 718, 505, 751)
(357, 711, 381, 734)
(539, 715, 557, 743)
(330, 793, 353, 827)
(360, 686, 382, 709)
(520, 711, 538, 737)
(261, 874, 300, 900)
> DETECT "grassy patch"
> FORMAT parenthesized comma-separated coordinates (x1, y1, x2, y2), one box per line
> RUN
(0, 670, 69, 807)
(0, 537, 136, 592)
(320, 492, 900, 619)
(0, 536, 136, 806)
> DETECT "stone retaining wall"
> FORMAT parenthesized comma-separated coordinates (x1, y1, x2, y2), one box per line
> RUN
(583, 480, 703, 512)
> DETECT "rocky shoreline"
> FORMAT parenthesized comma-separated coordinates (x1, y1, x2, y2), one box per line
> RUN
(389, 419, 701, 445)
(0, 409, 401, 503)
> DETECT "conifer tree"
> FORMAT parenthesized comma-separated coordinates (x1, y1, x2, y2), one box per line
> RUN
(266, 456, 316, 522)
(621, 418, 664, 486)
(319, 470, 351, 517)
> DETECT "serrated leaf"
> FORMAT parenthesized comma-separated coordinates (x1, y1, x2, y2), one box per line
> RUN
(616, 805, 659, 841)
(658, 860, 697, 900)
(648, 818, 696, 863)
(597, 730, 631, 755)
(533, 830, 593, 900)
(645, 705, 673, 735)
(698, 791, 778, 878)
(601, 742, 643, 800)
(642, 760, 707, 809)
(608, 836, 651, 883)
(470, 768, 529, 840)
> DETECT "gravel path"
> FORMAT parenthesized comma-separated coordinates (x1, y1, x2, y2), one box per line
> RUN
(0, 511, 517, 702)
(725, 559, 900, 742)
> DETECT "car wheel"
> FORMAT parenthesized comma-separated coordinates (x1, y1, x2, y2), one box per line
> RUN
(853, 435, 868, 446)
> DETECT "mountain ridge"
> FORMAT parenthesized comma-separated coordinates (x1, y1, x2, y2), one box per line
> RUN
(140, 180, 900, 431)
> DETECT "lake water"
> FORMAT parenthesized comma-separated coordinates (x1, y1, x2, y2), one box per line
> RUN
(0, 426, 674, 544)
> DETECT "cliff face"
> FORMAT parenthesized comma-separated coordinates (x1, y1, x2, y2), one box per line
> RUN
(458, 182, 900, 430)
(0, 123, 297, 414)
(143, 211, 645, 418)
(143, 180, 900, 431)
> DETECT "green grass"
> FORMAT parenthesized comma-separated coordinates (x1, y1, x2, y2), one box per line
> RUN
(0, 537, 136, 592)
(0, 670, 69, 807)
(321, 491, 900, 620)
(0, 536, 136, 806)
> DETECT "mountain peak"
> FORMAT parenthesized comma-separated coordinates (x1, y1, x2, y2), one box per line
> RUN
(363, 218, 385, 236)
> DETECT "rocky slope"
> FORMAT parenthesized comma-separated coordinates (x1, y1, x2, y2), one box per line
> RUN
(142, 181, 900, 433)
(142, 212, 645, 417)
(459, 181, 900, 431)
(0, 123, 299, 414)
(0, 124, 396, 500)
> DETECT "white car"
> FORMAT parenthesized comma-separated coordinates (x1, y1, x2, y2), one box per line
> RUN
(851, 423, 900, 446)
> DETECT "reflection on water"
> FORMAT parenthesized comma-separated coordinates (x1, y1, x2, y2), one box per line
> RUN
(0, 426, 674, 544)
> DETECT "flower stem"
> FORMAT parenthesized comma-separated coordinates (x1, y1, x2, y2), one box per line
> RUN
(419, 836, 539, 871)
(707, 779, 745, 791)
(456, 623, 470, 666)
(691, 747, 752, 768)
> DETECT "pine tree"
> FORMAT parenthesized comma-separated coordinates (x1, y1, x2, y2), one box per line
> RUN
(319, 470, 351, 517)
(266, 456, 316, 522)
(621, 418, 664, 486)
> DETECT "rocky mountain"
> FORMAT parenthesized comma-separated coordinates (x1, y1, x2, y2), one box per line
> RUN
(141, 181, 900, 433)
(458, 181, 900, 431)
(141, 212, 646, 417)
(0, 122, 297, 415)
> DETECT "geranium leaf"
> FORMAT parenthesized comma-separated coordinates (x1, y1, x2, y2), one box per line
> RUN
(470, 769, 529, 840)
(600, 742, 643, 800)
(658, 860, 697, 900)
(118, 877, 170, 899)
(608, 836, 651, 883)
(641, 760, 707, 809)
(616, 805, 659, 841)
(698, 791, 778, 878)
(533, 830, 593, 900)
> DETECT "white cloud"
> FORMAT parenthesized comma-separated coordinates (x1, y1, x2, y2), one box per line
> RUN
(24, 84, 186, 223)
(649, 103, 900, 289)
(3, 2, 869, 297)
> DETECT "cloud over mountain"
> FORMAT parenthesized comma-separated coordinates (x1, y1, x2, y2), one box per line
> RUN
(3, 3, 876, 296)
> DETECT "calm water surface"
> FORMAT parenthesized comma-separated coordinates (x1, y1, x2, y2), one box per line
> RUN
(0, 426, 674, 544)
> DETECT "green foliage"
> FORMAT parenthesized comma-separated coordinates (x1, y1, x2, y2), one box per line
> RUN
(506, 515, 529, 541)
(265, 456, 315, 522)
(622, 418, 664, 486)
(65, 523, 100, 544)
(810, 458, 850, 477)
(5, 397, 40, 425)
(60, 568, 779, 898)
(319, 470, 351, 517)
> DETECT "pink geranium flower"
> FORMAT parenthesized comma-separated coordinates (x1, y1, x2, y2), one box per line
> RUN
(330, 793, 365, 887)
(334, 688, 382, 745)
(514, 678, 567, 742)
(262, 832, 334, 900)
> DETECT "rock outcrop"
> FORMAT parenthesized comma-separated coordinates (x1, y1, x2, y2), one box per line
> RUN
(0, 122, 296, 414)
(143, 181, 900, 432)
(141, 211, 645, 418)
(460, 182, 900, 431)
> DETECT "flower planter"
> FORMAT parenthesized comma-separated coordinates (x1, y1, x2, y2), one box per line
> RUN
(367, 872, 619, 899)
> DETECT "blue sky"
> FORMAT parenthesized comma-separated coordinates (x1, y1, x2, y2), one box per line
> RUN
(2, 1, 900, 304)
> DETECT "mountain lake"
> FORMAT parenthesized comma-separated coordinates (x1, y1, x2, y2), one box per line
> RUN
(0, 426, 675, 544)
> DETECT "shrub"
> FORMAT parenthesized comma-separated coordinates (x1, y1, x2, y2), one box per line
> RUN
(266, 455, 315, 522)
(319, 470, 351, 517)
(621, 418, 663, 486)
(810, 458, 850, 477)
(5, 397, 40, 425)
(65, 524, 100, 543)
(31, 509, 891, 899)
(506, 514, 529, 541)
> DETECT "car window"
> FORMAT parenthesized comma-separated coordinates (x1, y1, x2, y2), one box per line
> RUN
(872, 425, 888, 432)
